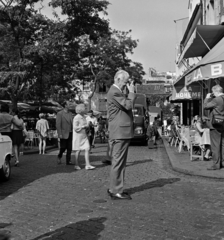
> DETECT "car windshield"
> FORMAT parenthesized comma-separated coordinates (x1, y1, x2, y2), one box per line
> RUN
(132, 107, 143, 116)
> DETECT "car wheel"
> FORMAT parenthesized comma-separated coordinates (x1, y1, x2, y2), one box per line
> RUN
(0, 156, 11, 181)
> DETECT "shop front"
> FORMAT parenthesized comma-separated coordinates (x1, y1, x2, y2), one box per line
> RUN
(184, 36, 224, 117)
(170, 84, 201, 125)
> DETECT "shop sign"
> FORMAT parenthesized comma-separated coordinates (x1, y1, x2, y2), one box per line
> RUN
(137, 84, 165, 94)
(173, 85, 201, 100)
(185, 62, 224, 86)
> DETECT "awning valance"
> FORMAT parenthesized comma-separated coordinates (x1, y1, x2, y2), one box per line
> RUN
(178, 25, 224, 61)
(170, 85, 201, 102)
(185, 36, 224, 86)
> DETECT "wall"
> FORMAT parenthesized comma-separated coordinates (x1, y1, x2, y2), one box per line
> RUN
(188, 0, 201, 19)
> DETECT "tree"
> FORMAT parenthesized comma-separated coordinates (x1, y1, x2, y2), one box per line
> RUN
(0, 0, 45, 109)
(77, 30, 145, 108)
(49, 0, 110, 41)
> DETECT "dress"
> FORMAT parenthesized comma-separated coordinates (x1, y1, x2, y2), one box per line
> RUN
(11, 116, 24, 146)
(72, 114, 90, 151)
(36, 119, 49, 139)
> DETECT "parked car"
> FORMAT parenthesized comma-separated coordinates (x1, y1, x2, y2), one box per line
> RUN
(0, 133, 12, 181)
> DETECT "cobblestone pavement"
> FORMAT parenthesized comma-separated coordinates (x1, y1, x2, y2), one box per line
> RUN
(1, 142, 224, 240)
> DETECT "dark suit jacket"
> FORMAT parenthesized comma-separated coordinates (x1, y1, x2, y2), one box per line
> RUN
(204, 95, 224, 129)
(56, 110, 73, 139)
(107, 85, 136, 140)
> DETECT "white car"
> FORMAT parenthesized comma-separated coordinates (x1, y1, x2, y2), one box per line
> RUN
(0, 133, 12, 181)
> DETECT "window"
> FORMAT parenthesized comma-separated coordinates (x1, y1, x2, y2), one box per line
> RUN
(99, 83, 106, 93)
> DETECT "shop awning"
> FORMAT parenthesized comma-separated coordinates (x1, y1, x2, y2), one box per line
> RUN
(170, 85, 201, 102)
(178, 25, 224, 60)
(185, 36, 224, 86)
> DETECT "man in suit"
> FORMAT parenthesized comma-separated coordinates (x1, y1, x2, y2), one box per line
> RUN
(56, 101, 74, 165)
(107, 70, 136, 200)
(204, 84, 224, 170)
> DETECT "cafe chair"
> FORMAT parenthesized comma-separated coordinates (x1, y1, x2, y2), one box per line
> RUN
(189, 130, 204, 161)
(24, 131, 35, 148)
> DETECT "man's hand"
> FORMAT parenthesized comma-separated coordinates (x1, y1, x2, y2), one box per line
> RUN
(126, 80, 135, 93)
(206, 93, 212, 99)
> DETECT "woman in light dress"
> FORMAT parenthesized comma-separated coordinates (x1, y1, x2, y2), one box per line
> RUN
(72, 104, 95, 170)
(193, 115, 211, 160)
(36, 113, 49, 154)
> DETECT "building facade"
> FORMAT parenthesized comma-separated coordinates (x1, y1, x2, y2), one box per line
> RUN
(174, 0, 224, 125)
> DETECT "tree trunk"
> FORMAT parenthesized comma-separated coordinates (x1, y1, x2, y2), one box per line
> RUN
(88, 78, 97, 110)
(11, 96, 18, 111)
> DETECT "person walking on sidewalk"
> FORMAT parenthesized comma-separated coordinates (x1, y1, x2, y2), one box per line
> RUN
(11, 109, 25, 166)
(72, 104, 95, 170)
(36, 113, 49, 154)
(107, 70, 136, 200)
(204, 84, 224, 170)
(86, 110, 98, 148)
(56, 101, 73, 165)
(0, 103, 23, 139)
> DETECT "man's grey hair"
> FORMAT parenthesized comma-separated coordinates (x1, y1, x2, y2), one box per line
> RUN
(76, 104, 86, 114)
(212, 84, 223, 93)
(114, 70, 129, 82)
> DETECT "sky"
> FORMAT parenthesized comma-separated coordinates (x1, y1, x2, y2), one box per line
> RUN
(39, 0, 189, 78)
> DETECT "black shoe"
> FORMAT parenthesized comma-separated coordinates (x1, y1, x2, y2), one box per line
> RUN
(57, 157, 61, 165)
(107, 189, 113, 197)
(102, 160, 111, 165)
(204, 157, 210, 161)
(107, 189, 129, 197)
(111, 193, 132, 200)
(66, 161, 73, 165)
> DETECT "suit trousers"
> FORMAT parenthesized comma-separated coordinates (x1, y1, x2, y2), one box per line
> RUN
(210, 129, 224, 169)
(58, 132, 73, 163)
(110, 139, 131, 194)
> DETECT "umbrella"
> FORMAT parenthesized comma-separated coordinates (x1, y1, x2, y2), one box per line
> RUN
(18, 102, 31, 110)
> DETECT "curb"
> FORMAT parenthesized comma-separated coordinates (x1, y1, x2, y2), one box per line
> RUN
(161, 136, 224, 180)
(23, 145, 58, 155)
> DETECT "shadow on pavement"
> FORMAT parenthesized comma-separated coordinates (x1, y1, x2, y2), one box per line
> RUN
(126, 159, 153, 167)
(126, 178, 181, 194)
(0, 154, 106, 201)
(31, 217, 106, 240)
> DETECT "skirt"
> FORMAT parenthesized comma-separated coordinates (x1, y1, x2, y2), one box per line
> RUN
(12, 130, 24, 146)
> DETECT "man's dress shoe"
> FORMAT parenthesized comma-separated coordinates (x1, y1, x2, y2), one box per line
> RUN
(57, 157, 61, 165)
(111, 193, 132, 200)
(66, 161, 73, 165)
(107, 189, 128, 197)
(102, 160, 111, 165)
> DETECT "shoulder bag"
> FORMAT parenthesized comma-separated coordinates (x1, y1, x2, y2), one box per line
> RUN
(212, 96, 224, 132)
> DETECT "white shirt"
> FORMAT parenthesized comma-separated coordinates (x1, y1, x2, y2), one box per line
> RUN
(86, 116, 98, 127)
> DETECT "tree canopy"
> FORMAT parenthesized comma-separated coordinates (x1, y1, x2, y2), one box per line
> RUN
(0, 0, 146, 109)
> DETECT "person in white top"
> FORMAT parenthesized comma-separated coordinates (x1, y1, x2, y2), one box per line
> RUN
(36, 113, 49, 154)
(86, 110, 98, 148)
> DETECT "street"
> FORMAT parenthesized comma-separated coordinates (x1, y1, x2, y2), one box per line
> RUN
(1, 142, 224, 240)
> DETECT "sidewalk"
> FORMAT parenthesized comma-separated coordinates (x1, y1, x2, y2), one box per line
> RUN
(162, 136, 224, 179)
